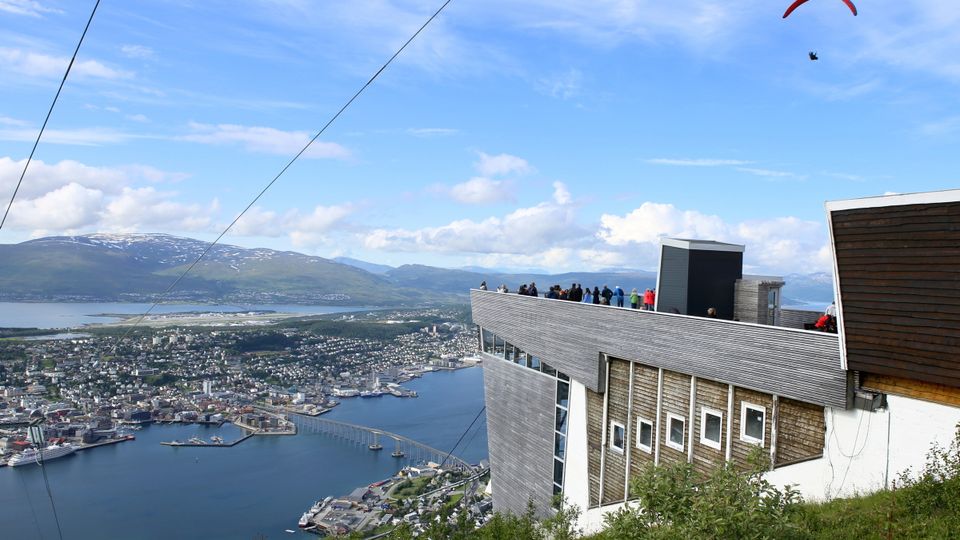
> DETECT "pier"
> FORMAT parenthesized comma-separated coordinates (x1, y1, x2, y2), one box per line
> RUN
(291, 415, 472, 471)
(160, 432, 255, 447)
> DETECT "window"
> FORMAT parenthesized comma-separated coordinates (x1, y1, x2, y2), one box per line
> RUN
(636, 418, 653, 453)
(556, 381, 569, 408)
(481, 328, 494, 353)
(666, 413, 685, 451)
(554, 433, 566, 460)
(493, 335, 505, 357)
(610, 421, 625, 453)
(528, 354, 541, 371)
(741, 402, 766, 446)
(553, 458, 565, 485)
(700, 408, 723, 450)
(555, 408, 568, 435)
(504, 343, 514, 362)
(542, 362, 557, 377)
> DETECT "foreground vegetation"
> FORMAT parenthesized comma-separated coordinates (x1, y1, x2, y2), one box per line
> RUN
(376, 426, 960, 539)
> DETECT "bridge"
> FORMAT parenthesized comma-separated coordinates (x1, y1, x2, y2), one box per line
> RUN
(291, 415, 473, 472)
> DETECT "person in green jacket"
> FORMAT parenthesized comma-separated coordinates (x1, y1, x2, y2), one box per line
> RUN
(630, 288, 640, 309)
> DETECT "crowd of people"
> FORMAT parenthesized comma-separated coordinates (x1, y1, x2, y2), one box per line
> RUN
(479, 280, 656, 310)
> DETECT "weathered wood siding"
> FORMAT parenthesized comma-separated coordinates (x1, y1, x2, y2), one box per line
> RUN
(830, 201, 960, 388)
(659, 371, 691, 466)
(734, 280, 763, 324)
(471, 290, 846, 407)
(657, 245, 689, 314)
(776, 398, 826, 465)
(731, 388, 774, 469)
(602, 360, 631, 503)
(692, 379, 728, 475)
(780, 308, 823, 330)
(483, 355, 557, 517)
(587, 387, 604, 506)
(629, 363, 658, 479)
(862, 373, 960, 408)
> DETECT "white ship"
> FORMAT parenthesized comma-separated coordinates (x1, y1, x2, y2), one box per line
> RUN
(8, 443, 76, 467)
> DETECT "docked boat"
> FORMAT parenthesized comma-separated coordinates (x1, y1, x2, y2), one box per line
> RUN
(298, 512, 312, 528)
(8, 443, 76, 467)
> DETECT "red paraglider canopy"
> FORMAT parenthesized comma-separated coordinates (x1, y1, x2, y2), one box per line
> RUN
(783, 0, 857, 18)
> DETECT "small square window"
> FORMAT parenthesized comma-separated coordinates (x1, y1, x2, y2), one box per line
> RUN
(741, 402, 766, 446)
(700, 408, 723, 450)
(528, 355, 541, 370)
(610, 421, 625, 453)
(666, 414, 685, 452)
(636, 418, 653, 453)
(542, 363, 557, 377)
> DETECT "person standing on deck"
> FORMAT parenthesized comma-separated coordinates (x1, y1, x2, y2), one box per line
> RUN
(592, 286, 601, 304)
(582, 287, 593, 304)
(601, 285, 613, 305)
(479, 281, 487, 291)
(614, 285, 625, 307)
(528, 282, 538, 297)
(630, 288, 639, 309)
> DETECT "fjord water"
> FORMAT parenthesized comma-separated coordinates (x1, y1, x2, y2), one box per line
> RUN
(0, 302, 374, 328)
(0, 368, 488, 539)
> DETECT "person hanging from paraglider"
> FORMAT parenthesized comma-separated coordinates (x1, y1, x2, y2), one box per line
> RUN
(784, 1, 857, 61)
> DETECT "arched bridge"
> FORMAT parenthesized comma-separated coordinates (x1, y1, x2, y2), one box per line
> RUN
(291, 415, 472, 472)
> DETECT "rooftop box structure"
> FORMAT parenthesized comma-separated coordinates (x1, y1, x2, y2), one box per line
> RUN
(656, 238, 744, 319)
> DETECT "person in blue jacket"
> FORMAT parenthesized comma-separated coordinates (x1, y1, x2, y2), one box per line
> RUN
(613, 285, 625, 308)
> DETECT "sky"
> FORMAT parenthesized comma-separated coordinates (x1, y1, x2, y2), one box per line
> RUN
(1, 0, 959, 275)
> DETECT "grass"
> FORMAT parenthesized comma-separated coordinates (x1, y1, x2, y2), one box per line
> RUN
(393, 476, 433, 499)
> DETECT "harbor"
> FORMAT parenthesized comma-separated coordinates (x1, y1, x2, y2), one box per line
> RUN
(0, 368, 487, 539)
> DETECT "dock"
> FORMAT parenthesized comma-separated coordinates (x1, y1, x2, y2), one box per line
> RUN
(160, 432, 255, 447)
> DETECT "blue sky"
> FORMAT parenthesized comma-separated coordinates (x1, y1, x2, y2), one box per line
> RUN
(1, 0, 958, 274)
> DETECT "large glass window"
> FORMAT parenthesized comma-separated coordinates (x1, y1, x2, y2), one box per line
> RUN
(741, 402, 766, 446)
(610, 421, 625, 453)
(542, 362, 557, 377)
(504, 343, 514, 362)
(555, 407, 568, 435)
(553, 458, 565, 486)
(700, 408, 723, 450)
(493, 335, 505, 357)
(554, 433, 566, 460)
(481, 327, 494, 353)
(636, 418, 653, 453)
(556, 381, 569, 408)
(528, 354, 541, 371)
(666, 414, 685, 452)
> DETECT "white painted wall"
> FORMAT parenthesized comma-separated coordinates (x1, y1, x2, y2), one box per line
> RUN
(766, 395, 960, 501)
(564, 379, 590, 512)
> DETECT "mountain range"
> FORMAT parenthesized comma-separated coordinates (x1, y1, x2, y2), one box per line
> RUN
(0, 234, 833, 306)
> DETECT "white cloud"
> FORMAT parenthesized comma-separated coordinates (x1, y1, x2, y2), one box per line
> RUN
(0, 116, 30, 126)
(0, 126, 134, 145)
(647, 157, 751, 167)
(920, 115, 960, 137)
(475, 152, 532, 177)
(6, 183, 103, 230)
(407, 127, 458, 137)
(120, 45, 156, 60)
(0, 157, 206, 234)
(101, 187, 216, 232)
(0, 47, 132, 80)
(598, 202, 830, 273)
(365, 183, 580, 255)
(448, 177, 511, 205)
(0, 0, 61, 17)
(181, 122, 351, 159)
(231, 203, 355, 247)
(737, 167, 805, 180)
(126, 114, 149, 123)
(537, 68, 582, 99)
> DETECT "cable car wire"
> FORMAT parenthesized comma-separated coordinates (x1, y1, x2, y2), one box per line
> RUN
(110, 0, 455, 351)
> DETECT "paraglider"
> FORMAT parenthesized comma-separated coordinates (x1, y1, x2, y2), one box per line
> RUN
(808, 51, 818, 61)
(783, 0, 857, 18)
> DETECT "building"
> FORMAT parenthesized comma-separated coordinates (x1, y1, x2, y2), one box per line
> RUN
(471, 189, 960, 531)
